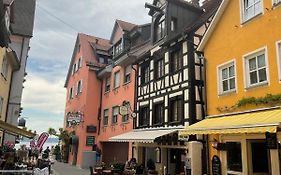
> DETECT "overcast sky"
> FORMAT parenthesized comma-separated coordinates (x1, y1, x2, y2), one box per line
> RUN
(21, 0, 151, 135)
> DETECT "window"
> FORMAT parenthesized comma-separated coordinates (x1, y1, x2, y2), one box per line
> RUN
(170, 48, 182, 73)
(171, 17, 177, 32)
(76, 80, 83, 95)
(226, 142, 242, 173)
(1, 55, 8, 79)
(105, 77, 110, 92)
(124, 65, 131, 83)
(169, 96, 183, 124)
(244, 49, 268, 87)
(114, 40, 123, 56)
(0, 97, 3, 115)
(141, 63, 150, 85)
(72, 63, 77, 75)
(277, 41, 281, 81)
(155, 15, 165, 42)
(153, 103, 164, 125)
(139, 106, 149, 127)
(112, 106, 119, 125)
(99, 57, 105, 64)
(122, 114, 129, 123)
(218, 62, 236, 94)
(114, 71, 120, 89)
(69, 87, 73, 100)
(154, 58, 164, 79)
(77, 58, 81, 68)
(242, 0, 263, 22)
(103, 109, 109, 126)
(273, 0, 281, 5)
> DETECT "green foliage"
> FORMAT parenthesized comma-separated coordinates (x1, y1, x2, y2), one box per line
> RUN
(217, 93, 281, 113)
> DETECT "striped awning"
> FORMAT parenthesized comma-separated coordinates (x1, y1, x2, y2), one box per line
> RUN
(179, 108, 281, 136)
(109, 129, 179, 143)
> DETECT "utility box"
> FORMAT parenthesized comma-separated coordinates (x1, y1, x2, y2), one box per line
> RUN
(81, 151, 96, 169)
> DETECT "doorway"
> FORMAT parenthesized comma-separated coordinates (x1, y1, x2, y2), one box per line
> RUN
(248, 140, 271, 175)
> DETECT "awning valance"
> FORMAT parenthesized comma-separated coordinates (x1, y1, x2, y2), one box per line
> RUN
(0, 120, 36, 138)
(109, 129, 179, 143)
(179, 108, 281, 136)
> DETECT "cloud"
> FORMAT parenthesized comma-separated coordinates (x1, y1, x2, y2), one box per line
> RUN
(22, 73, 66, 115)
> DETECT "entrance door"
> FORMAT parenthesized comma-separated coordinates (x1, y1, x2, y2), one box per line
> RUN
(248, 140, 271, 175)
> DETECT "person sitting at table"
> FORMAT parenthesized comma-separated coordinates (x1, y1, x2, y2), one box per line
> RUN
(125, 158, 137, 171)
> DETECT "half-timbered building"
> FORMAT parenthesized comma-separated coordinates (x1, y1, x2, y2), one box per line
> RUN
(111, 0, 221, 174)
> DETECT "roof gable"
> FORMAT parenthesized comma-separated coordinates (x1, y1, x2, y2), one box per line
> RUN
(109, 19, 136, 44)
(197, 0, 229, 51)
(64, 33, 110, 87)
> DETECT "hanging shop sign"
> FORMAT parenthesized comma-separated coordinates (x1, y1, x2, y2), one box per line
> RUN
(86, 136, 95, 146)
(265, 132, 277, 149)
(66, 112, 83, 127)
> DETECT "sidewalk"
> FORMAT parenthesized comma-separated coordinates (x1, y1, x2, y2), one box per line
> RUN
(52, 161, 89, 175)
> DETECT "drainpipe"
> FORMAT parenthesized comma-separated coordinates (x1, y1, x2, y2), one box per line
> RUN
(98, 79, 103, 135)
(187, 33, 197, 141)
(131, 65, 138, 129)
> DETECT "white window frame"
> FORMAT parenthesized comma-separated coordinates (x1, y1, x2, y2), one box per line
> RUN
(103, 109, 109, 126)
(243, 47, 269, 89)
(217, 60, 237, 95)
(76, 80, 83, 95)
(112, 106, 119, 125)
(114, 71, 120, 89)
(273, 0, 281, 6)
(124, 65, 131, 84)
(240, 0, 264, 23)
(276, 41, 281, 82)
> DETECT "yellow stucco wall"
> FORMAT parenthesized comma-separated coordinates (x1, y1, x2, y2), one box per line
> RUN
(0, 47, 13, 121)
(204, 1, 281, 116)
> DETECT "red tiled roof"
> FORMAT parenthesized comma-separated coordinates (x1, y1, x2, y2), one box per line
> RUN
(116, 19, 137, 31)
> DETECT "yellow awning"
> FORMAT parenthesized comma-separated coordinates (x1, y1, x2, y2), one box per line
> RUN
(179, 108, 281, 136)
(0, 120, 36, 138)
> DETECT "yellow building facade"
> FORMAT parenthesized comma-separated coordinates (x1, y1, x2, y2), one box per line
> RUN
(180, 0, 281, 174)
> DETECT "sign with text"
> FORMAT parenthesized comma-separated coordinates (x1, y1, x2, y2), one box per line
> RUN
(212, 155, 221, 175)
(86, 136, 95, 146)
(265, 132, 277, 149)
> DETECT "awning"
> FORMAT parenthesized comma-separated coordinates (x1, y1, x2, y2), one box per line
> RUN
(179, 108, 281, 136)
(109, 129, 179, 143)
(0, 120, 36, 138)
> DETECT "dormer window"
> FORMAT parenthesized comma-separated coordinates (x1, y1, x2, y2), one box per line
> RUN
(154, 15, 166, 42)
(114, 40, 123, 56)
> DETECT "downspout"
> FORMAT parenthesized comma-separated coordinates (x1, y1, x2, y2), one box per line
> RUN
(202, 53, 210, 175)
(131, 65, 138, 129)
(98, 79, 103, 135)
(187, 33, 196, 141)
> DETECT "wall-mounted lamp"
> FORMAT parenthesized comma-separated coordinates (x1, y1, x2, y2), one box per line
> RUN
(211, 139, 226, 151)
